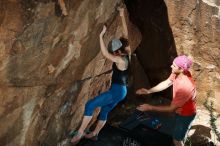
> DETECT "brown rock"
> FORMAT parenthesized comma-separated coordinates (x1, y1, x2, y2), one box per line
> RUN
(0, 0, 141, 146)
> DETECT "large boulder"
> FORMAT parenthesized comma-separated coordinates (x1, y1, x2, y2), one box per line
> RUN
(0, 0, 141, 145)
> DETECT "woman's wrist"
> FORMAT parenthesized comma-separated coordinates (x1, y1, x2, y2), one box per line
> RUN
(99, 34, 104, 37)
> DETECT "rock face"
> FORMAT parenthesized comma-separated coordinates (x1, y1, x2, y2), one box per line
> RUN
(1, 0, 220, 145)
(124, 0, 220, 144)
(165, 0, 220, 111)
(0, 0, 141, 146)
(125, 0, 178, 99)
(126, 0, 220, 110)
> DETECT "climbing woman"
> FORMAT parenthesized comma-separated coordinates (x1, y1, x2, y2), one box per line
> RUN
(71, 7, 131, 145)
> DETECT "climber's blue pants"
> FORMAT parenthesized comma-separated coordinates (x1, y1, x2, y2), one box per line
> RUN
(84, 84, 127, 120)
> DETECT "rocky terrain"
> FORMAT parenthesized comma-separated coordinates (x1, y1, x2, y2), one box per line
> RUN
(0, 0, 220, 146)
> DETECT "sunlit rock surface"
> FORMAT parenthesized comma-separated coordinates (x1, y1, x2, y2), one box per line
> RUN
(165, 0, 220, 111)
(0, 0, 140, 145)
(1, 0, 220, 145)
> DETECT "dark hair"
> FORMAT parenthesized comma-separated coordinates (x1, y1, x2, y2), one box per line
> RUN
(115, 37, 129, 54)
(119, 37, 129, 48)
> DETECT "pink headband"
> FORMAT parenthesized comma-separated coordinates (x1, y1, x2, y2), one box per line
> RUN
(173, 55, 193, 71)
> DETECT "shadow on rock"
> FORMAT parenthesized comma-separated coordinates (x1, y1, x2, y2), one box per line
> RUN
(186, 125, 215, 146)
